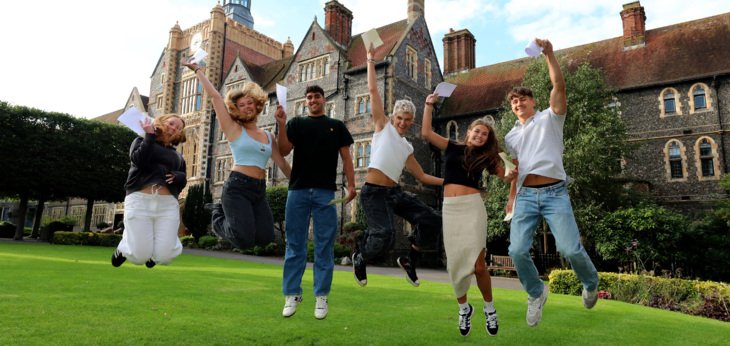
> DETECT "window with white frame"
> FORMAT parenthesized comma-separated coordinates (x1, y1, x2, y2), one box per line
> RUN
(353, 140, 372, 168)
(215, 156, 232, 183)
(355, 95, 371, 115)
(69, 206, 85, 226)
(156, 95, 163, 110)
(226, 80, 246, 94)
(294, 99, 308, 116)
(424, 59, 432, 89)
(406, 46, 418, 82)
(49, 207, 64, 220)
(325, 102, 336, 117)
(665, 140, 686, 181)
(298, 55, 330, 82)
(180, 77, 202, 114)
(92, 205, 108, 228)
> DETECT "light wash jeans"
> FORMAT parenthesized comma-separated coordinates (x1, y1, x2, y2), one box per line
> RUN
(282, 188, 337, 297)
(117, 191, 182, 265)
(508, 181, 598, 298)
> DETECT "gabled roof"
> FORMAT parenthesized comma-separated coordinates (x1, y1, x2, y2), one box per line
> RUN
(347, 20, 409, 68)
(256, 57, 295, 92)
(93, 109, 125, 124)
(442, 12, 730, 116)
(222, 39, 277, 78)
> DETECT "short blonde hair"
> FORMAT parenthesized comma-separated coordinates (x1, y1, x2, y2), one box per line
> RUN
(153, 114, 186, 145)
(224, 82, 267, 124)
(393, 99, 416, 117)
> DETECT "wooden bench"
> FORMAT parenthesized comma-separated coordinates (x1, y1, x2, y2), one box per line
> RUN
(488, 254, 516, 272)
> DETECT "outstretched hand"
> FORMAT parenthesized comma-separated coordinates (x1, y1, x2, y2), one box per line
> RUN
(535, 38, 553, 55)
(425, 93, 439, 106)
(182, 58, 199, 72)
(140, 117, 155, 135)
(275, 105, 287, 125)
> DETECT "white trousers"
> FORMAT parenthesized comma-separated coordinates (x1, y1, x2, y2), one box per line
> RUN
(117, 191, 182, 265)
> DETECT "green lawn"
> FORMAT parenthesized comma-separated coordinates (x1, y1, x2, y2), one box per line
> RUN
(1, 241, 727, 345)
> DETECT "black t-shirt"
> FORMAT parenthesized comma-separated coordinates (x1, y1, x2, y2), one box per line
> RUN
(443, 140, 482, 190)
(286, 115, 353, 190)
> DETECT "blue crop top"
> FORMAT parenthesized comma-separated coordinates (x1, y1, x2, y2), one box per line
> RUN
(229, 129, 272, 169)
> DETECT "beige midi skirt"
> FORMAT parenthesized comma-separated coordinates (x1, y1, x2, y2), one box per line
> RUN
(442, 193, 488, 298)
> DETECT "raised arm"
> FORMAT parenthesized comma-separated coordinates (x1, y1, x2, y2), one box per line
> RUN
(274, 105, 293, 156)
(537, 38, 566, 116)
(182, 60, 239, 139)
(421, 93, 448, 150)
(404, 155, 443, 186)
(366, 45, 388, 132)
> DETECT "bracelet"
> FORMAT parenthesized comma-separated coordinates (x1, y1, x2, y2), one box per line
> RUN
(367, 59, 375, 63)
(425, 102, 434, 106)
(194, 67, 200, 73)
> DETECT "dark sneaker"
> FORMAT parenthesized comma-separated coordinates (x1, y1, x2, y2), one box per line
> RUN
(397, 256, 420, 287)
(111, 250, 126, 267)
(486, 310, 499, 336)
(583, 288, 598, 309)
(352, 251, 367, 287)
(145, 259, 156, 268)
(458, 304, 473, 337)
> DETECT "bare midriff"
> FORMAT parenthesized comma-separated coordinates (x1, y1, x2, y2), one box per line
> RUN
(523, 174, 560, 187)
(365, 168, 398, 187)
(139, 184, 171, 195)
(443, 184, 480, 197)
(233, 165, 266, 180)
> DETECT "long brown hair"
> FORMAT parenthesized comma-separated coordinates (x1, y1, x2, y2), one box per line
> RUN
(224, 82, 267, 126)
(153, 114, 186, 146)
(462, 119, 501, 177)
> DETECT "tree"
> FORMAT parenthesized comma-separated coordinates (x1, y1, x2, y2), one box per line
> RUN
(266, 186, 288, 244)
(182, 183, 212, 240)
(485, 60, 633, 242)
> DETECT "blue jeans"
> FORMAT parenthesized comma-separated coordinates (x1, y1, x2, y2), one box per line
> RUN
(282, 188, 337, 297)
(508, 181, 598, 298)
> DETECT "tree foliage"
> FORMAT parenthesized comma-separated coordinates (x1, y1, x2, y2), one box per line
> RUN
(485, 59, 633, 241)
(266, 186, 288, 243)
(182, 183, 212, 240)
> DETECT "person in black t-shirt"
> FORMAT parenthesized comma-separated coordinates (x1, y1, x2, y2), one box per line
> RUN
(112, 114, 187, 269)
(275, 85, 355, 320)
(422, 92, 515, 337)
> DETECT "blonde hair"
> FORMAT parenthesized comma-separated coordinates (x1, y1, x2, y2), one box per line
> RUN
(393, 99, 416, 117)
(224, 82, 267, 124)
(153, 114, 186, 145)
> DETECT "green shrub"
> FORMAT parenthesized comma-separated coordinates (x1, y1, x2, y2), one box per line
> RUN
(0, 222, 15, 238)
(240, 242, 279, 256)
(180, 235, 196, 248)
(96, 221, 110, 230)
(51, 231, 120, 247)
(197, 235, 218, 249)
(549, 269, 729, 321)
(305, 241, 349, 263)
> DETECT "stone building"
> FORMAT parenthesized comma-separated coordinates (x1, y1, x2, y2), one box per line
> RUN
(436, 1, 730, 212)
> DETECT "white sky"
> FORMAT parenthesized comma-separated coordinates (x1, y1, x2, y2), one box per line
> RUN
(1, 0, 728, 119)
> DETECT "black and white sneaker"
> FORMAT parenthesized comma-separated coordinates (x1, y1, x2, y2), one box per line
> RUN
(397, 256, 420, 287)
(458, 304, 473, 337)
(145, 259, 156, 268)
(111, 249, 126, 267)
(486, 310, 499, 336)
(352, 251, 367, 287)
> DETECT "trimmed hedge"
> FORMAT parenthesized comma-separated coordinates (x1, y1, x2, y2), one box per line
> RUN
(52, 231, 122, 247)
(549, 269, 730, 321)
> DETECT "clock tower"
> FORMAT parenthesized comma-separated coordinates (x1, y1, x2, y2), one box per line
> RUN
(222, 0, 254, 29)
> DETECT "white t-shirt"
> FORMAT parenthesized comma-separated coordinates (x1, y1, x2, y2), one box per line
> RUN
(369, 122, 414, 182)
(504, 108, 567, 188)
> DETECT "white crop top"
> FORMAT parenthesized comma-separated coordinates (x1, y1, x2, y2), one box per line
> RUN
(368, 122, 414, 182)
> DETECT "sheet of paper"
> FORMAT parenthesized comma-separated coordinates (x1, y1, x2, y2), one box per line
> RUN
(433, 82, 457, 97)
(503, 212, 513, 222)
(190, 48, 208, 64)
(117, 106, 151, 137)
(328, 193, 351, 205)
(361, 28, 383, 50)
(276, 83, 287, 110)
(499, 152, 516, 171)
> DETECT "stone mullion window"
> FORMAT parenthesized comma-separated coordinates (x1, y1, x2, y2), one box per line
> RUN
(689, 83, 713, 114)
(659, 87, 682, 118)
(664, 140, 688, 182)
(694, 137, 720, 181)
(298, 55, 330, 82)
(355, 95, 371, 115)
(406, 46, 418, 82)
(353, 140, 372, 169)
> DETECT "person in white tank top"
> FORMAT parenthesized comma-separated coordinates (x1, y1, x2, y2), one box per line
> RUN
(351, 45, 444, 289)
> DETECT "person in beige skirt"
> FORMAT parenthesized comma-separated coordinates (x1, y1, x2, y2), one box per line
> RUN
(421, 92, 516, 337)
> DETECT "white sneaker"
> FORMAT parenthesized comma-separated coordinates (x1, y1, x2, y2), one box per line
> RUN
(314, 296, 328, 320)
(526, 286, 548, 327)
(282, 295, 302, 317)
(583, 288, 598, 309)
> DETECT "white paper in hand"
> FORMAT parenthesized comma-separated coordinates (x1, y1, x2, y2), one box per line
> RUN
(276, 83, 287, 110)
(361, 28, 383, 50)
(433, 82, 457, 97)
(190, 49, 208, 64)
(118, 106, 152, 137)
(499, 152, 516, 175)
(328, 193, 351, 205)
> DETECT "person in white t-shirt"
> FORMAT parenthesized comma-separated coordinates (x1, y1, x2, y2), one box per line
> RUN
(504, 38, 599, 328)
(351, 45, 443, 288)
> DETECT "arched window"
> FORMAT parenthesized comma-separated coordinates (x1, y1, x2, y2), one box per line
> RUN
(447, 120, 458, 141)
(663, 91, 676, 114)
(689, 83, 713, 113)
(699, 139, 714, 177)
(694, 137, 719, 180)
(358, 98, 366, 114)
(667, 141, 683, 180)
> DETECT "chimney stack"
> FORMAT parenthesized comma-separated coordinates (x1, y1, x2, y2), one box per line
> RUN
(408, 0, 425, 24)
(324, 1, 353, 48)
(621, 1, 646, 49)
(442, 28, 476, 75)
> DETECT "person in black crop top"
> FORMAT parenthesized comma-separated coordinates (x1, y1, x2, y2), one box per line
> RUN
(183, 59, 291, 253)
(112, 114, 187, 269)
(422, 92, 516, 337)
